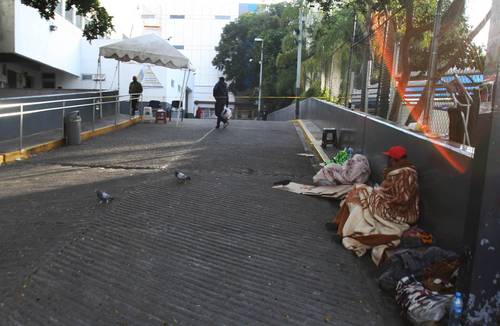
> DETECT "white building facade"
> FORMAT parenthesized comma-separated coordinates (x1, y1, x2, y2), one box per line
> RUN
(0, 0, 193, 112)
(139, 0, 278, 107)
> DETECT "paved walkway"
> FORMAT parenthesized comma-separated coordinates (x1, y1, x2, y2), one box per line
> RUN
(0, 114, 133, 153)
(0, 120, 402, 325)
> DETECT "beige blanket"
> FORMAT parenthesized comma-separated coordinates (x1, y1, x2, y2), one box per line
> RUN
(335, 164, 420, 265)
(273, 182, 353, 199)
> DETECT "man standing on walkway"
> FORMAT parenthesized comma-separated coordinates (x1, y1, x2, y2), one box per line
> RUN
(129, 76, 143, 116)
(213, 77, 229, 128)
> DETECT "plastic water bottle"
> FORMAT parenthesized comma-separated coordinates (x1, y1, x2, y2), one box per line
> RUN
(347, 147, 354, 159)
(448, 292, 463, 326)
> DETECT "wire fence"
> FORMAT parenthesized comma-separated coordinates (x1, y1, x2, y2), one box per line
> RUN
(309, 7, 488, 149)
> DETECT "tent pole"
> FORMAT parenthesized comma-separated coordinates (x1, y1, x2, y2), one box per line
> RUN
(116, 61, 120, 125)
(181, 70, 190, 122)
(176, 69, 187, 126)
(98, 55, 103, 119)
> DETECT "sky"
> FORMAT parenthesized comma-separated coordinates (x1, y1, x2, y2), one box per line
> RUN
(100, 0, 493, 47)
(465, 0, 492, 47)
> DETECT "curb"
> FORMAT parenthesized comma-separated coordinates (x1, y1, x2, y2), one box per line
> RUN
(292, 119, 330, 163)
(0, 116, 142, 165)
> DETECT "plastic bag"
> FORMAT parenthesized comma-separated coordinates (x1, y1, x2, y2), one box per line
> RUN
(325, 149, 348, 165)
(222, 107, 232, 119)
(396, 276, 452, 325)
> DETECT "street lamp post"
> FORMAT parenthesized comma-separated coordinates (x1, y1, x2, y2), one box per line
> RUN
(254, 37, 264, 120)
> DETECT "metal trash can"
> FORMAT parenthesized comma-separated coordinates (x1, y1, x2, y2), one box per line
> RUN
(64, 111, 82, 145)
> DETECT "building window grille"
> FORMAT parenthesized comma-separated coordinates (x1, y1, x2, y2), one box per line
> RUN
(169, 15, 185, 19)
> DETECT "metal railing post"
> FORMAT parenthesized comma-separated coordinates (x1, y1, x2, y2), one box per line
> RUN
(92, 98, 96, 131)
(115, 93, 118, 125)
(19, 105, 24, 151)
(62, 101, 65, 140)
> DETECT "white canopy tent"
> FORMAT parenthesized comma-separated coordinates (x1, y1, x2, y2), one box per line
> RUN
(98, 33, 193, 124)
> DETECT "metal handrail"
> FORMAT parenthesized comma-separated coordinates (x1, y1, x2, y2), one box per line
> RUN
(0, 92, 143, 153)
(0, 92, 142, 110)
(0, 97, 138, 118)
(0, 90, 116, 101)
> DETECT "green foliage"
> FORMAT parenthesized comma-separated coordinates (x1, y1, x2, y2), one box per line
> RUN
(21, 0, 114, 41)
(213, 2, 301, 110)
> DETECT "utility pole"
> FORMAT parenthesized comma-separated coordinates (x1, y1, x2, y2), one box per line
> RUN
(423, 0, 443, 126)
(344, 13, 357, 108)
(295, 2, 304, 119)
(254, 38, 264, 120)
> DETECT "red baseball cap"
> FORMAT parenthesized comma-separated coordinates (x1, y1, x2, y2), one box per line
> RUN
(383, 146, 407, 160)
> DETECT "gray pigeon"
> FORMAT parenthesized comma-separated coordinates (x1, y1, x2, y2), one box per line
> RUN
(175, 171, 191, 183)
(96, 190, 113, 203)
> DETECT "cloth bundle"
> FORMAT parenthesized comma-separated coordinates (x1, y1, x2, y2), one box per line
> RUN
(396, 276, 452, 325)
(378, 246, 459, 292)
(313, 154, 370, 186)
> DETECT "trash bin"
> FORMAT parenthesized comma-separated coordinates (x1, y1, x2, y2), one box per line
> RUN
(64, 111, 81, 145)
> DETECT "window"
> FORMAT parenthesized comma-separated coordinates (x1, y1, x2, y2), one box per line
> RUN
(81, 74, 93, 81)
(170, 15, 185, 19)
(141, 14, 156, 19)
(171, 79, 175, 87)
(173, 45, 184, 50)
(75, 15, 83, 29)
(239, 3, 258, 16)
(215, 15, 231, 20)
(56, 2, 63, 16)
(41, 73, 56, 89)
(65, 6, 74, 24)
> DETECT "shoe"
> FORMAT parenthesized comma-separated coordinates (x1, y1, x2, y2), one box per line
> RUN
(324, 222, 338, 232)
(223, 122, 229, 128)
(331, 233, 343, 244)
(216, 126, 220, 129)
(273, 179, 291, 186)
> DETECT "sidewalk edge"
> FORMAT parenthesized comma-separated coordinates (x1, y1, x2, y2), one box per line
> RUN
(292, 119, 329, 163)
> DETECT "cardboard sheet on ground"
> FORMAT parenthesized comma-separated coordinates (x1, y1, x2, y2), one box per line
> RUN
(273, 182, 353, 199)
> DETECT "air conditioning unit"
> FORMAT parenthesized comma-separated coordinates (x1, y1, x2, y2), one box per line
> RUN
(92, 74, 106, 81)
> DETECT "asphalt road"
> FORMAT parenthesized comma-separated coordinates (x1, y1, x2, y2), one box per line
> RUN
(0, 119, 403, 325)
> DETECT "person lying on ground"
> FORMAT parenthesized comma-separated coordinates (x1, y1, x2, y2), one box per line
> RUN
(325, 145, 420, 265)
(313, 154, 371, 186)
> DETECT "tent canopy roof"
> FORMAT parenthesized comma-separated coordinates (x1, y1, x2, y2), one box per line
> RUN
(99, 34, 191, 70)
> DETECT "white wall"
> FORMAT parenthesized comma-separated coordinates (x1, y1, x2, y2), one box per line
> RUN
(141, 0, 279, 104)
(100, 0, 144, 38)
(14, 0, 82, 76)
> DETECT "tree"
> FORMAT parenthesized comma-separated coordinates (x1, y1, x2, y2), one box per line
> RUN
(213, 2, 300, 110)
(21, 0, 114, 41)
(307, 0, 484, 124)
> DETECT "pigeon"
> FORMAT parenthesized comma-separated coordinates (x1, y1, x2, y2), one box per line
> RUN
(175, 171, 191, 182)
(96, 190, 113, 204)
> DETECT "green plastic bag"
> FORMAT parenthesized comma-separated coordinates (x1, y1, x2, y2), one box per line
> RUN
(326, 149, 349, 165)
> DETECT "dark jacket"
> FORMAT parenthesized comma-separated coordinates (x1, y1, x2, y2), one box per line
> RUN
(129, 81, 143, 98)
(213, 80, 228, 105)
